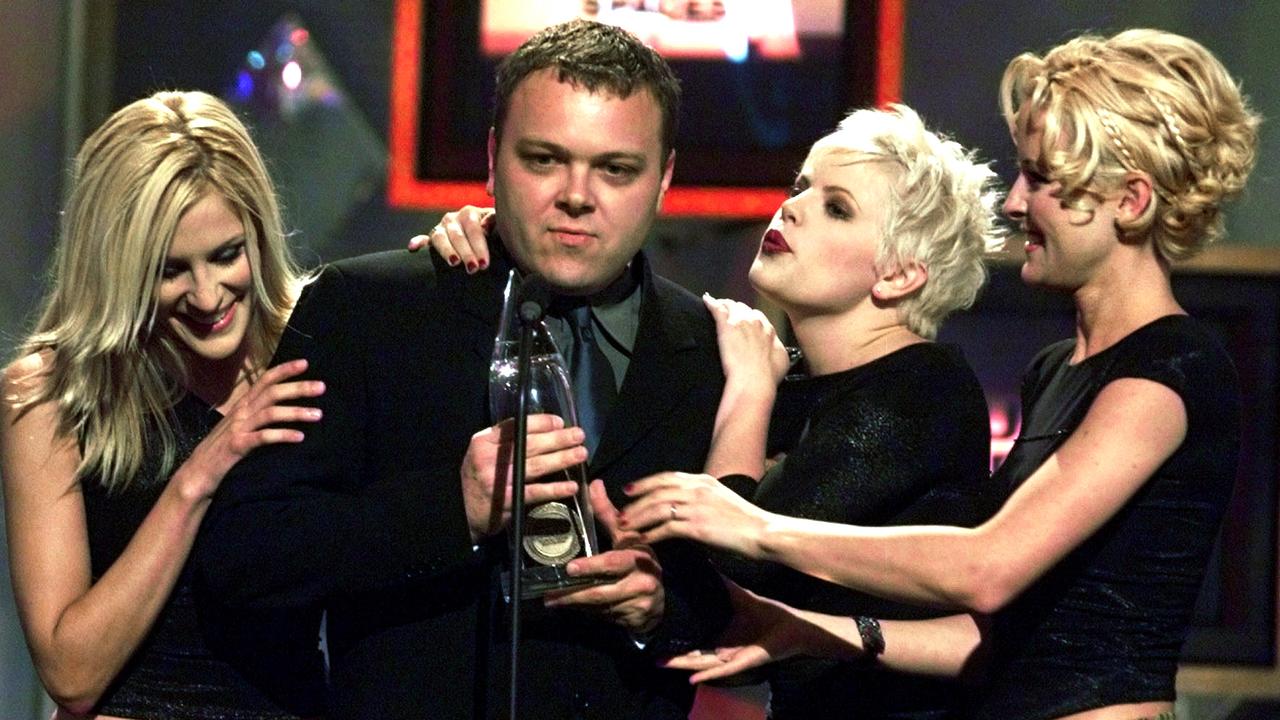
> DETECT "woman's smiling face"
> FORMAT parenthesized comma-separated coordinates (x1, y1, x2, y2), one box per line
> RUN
(1003, 116, 1124, 292)
(155, 192, 254, 365)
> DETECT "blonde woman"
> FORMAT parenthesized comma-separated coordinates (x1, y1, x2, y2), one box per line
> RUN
(624, 29, 1259, 720)
(688, 104, 1005, 719)
(2, 91, 325, 719)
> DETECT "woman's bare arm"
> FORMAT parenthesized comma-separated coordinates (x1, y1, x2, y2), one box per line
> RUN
(625, 377, 1187, 613)
(1, 356, 321, 713)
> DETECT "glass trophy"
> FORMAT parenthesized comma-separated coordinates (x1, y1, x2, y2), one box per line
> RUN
(490, 271, 602, 600)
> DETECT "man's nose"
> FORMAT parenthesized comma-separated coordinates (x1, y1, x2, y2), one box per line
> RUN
(556, 166, 594, 216)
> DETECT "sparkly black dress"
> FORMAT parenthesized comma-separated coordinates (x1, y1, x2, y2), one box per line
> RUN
(720, 343, 1001, 720)
(971, 316, 1239, 719)
(81, 394, 325, 719)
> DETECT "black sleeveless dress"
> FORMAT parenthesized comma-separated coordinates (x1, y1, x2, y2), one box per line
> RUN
(971, 316, 1240, 719)
(81, 393, 325, 718)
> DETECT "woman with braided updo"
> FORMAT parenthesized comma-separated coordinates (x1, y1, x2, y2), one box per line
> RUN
(624, 28, 1259, 720)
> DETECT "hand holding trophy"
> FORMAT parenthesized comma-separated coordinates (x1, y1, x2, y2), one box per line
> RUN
(489, 270, 605, 600)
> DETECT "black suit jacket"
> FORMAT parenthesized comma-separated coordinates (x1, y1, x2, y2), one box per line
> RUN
(196, 248, 729, 719)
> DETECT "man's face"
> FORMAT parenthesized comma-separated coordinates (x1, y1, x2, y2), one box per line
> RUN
(488, 68, 674, 295)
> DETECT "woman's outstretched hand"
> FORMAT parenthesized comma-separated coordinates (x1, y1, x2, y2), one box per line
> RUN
(619, 471, 769, 559)
(661, 580, 808, 683)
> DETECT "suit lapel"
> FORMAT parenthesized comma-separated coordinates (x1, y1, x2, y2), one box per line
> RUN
(449, 246, 512, 363)
(591, 261, 704, 474)
(448, 246, 708, 471)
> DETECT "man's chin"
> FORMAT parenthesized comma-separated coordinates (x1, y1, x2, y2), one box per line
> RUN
(535, 264, 616, 297)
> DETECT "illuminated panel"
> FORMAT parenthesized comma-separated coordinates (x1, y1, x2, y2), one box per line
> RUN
(875, 0, 903, 107)
(388, 0, 904, 217)
(987, 396, 1019, 472)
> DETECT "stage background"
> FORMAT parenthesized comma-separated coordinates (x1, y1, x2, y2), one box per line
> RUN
(1, 2, 1277, 718)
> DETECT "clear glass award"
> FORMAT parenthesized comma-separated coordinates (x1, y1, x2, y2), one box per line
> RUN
(490, 271, 602, 600)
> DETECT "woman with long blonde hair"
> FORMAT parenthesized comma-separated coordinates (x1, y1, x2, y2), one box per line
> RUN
(2, 91, 325, 718)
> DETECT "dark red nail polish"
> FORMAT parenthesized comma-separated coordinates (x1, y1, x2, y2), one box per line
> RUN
(466, 261, 477, 272)
(478, 258, 488, 269)
(448, 254, 459, 265)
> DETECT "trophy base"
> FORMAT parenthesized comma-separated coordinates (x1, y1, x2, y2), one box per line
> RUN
(500, 565, 608, 602)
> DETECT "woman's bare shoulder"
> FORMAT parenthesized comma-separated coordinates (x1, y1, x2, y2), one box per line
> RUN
(4, 349, 55, 398)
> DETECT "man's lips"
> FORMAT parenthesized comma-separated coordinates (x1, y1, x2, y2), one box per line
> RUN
(761, 228, 792, 255)
(549, 227, 595, 246)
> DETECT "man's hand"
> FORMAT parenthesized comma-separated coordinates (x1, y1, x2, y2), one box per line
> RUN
(461, 414, 585, 543)
(543, 480, 665, 635)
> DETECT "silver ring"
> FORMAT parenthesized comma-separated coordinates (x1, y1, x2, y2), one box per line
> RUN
(669, 504, 678, 521)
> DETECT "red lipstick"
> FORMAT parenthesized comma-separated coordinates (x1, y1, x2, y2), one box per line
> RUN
(761, 229, 792, 255)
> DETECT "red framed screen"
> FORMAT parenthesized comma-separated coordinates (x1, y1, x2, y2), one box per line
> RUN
(388, 0, 903, 217)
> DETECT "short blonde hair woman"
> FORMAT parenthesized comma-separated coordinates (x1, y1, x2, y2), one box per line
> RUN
(625, 29, 1259, 720)
(2, 91, 325, 718)
(801, 104, 1000, 339)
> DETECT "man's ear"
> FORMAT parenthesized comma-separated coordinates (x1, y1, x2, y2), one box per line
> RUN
(655, 149, 675, 211)
(485, 127, 497, 197)
(872, 261, 928, 302)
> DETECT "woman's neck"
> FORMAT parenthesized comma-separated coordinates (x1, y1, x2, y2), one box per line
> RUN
(184, 350, 253, 411)
(1070, 246, 1183, 363)
(790, 309, 925, 377)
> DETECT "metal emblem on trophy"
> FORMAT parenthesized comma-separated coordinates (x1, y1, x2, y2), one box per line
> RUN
(489, 270, 603, 600)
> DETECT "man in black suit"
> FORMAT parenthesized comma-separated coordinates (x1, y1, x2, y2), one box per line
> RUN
(196, 19, 728, 719)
